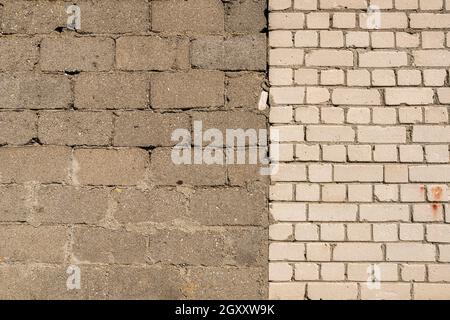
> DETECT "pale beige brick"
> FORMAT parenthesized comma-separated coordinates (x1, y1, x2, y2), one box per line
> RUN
(321, 108, 345, 124)
(332, 89, 381, 105)
(269, 283, 306, 300)
(425, 145, 449, 163)
(423, 69, 447, 86)
(400, 224, 424, 241)
(428, 265, 450, 282)
(320, 0, 368, 8)
(359, 51, 408, 68)
(306, 87, 330, 104)
(308, 164, 333, 182)
(386, 88, 434, 106)
(270, 242, 306, 261)
(309, 204, 358, 221)
(294, 0, 318, 10)
(412, 126, 450, 143)
(409, 165, 450, 182)
(269, 49, 305, 66)
(386, 243, 435, 262)
(361, 283, 411, 300)
(271, 125, 305, 142)
(372, 70, 396, 86)
(347, 223, 372, 241)
(269, 31, 293, 47)
(321, 263, 345, 281)
(269, 223, 293, 241)
(371, 0, 394, 9)
(385, 164, 409, 183)
(348, 263, 398, 281)
(294, 263, 319, 280)
(396, 32, 420, 48)
(414, 284, 450, 300)
(322, 145, 347, 162)
(422, 32, 445, 49)
(269, 13, 305, 30)
(439, 245, 450, 262)
(308, 283, 358, 300)
(296, 144, 321, 161)
(296, 183, 321, 201)
(371, 32, 395, 48)
(294, 31, 318, 47)
(272, 164, 308, 182)
(320, 31, 344, 48)
(322, 184, 347, 202)
(334, 243, 383, 261)
(419, 0, 443, 9)
(306, 12, 330, 29)
(413, 204, 444, 222)
(270, 143, 294, 161)
(307, 125, 355, 142)
(410, 13, 450, 29)
(295, 106, 320, 123)
(321, 223, 345, 241)
(270, 68, 293, 86)
(400, 184, 426, 202)
(271, 202, 307, 221)
(424, 107, 448, 124)
(269, 0, 292, 10)
(399, 107, 423, 124)
(395, 0, 419, 9)
(347, 108, 371, 124)
(373, 108, 397, 125)
(360, 204, 410, 222)
(295, 223, 319, 241)
(270, 107, 294, 124)
(348, 145, 372, 162)
(399, 145, 424, 163)
(346, 31, 370, 47)
(437, 88, 450, 103)
(306, 243, 332, 261)
(373, 223, 398, 242)
(294, 69, 319, 85)
(373, 145, 398, 162)
(348, 184, 373, 202)
(305, 50, 354, 67)
(360, 12, 408, 29)
(321, 70, 345, 85)
(333, 13, 356, 28)
(397, 70, 422, 86)
(427, 225, 450, 243)
(347, 70, 370, 87)
(374, 184, 399, 202)
(358, 126, 406, 143)
(373, 144, 398, 162)
(269, 262, 293, 281)
(413, 50, 450, 66)
(334, 165, 384, 182)
(401, 264, 426, 281)
(270, 87, 305, 104)
(270, 183, 293, 201)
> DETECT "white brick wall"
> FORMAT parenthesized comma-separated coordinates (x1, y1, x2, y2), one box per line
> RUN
(269, 0, 450, 300)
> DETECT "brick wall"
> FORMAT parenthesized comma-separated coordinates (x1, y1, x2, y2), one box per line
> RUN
(0, 0, 268, 299)
(269, 0, 450, 300)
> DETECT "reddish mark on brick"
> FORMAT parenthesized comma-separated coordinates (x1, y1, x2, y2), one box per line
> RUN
(419, 186, 425, 193)
(432, 203, 440, 215)
(431, 186, 443, 201)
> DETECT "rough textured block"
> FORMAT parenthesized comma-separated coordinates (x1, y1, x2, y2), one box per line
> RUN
(41, 37, 115, 71)
(116, 36, 189, 71)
